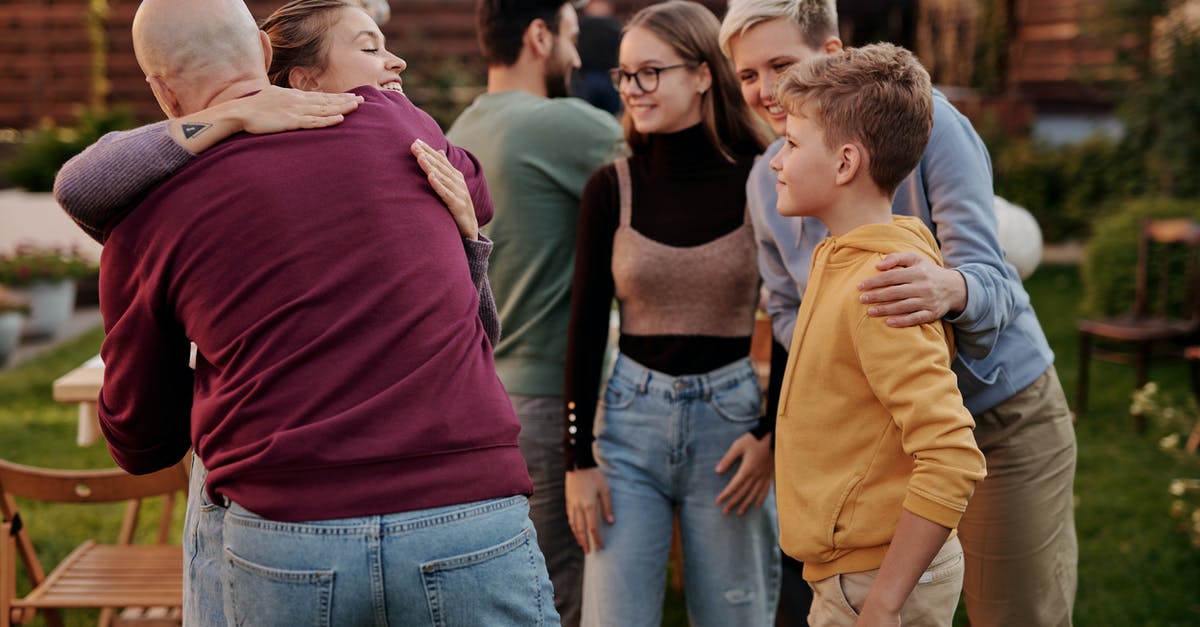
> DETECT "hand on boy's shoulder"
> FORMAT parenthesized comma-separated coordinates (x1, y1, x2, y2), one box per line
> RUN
(857, 252, 967, 328)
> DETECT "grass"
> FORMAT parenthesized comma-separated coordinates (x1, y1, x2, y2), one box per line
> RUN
(1020, 265, 1200, 626)
(0, 326, 183, 627)
(1, 265, 1198, 626)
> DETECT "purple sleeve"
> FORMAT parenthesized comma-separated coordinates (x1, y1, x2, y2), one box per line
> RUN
(464, 235, 501, 347)
(53, 121, 194, 243)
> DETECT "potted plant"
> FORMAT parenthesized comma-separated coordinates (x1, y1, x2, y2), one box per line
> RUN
(0, 289, 29, 367)
(0, 244, 97, 338)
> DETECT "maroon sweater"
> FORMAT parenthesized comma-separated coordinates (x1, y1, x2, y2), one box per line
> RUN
(98, 86, 531, 521)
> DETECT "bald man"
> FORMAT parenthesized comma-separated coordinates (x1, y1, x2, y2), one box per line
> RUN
(91, 1, 559, 624)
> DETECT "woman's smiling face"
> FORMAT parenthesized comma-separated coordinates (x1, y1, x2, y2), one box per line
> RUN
(300, 6, 406, 94)
(729, 17, 824, 136)
(617, 26, 709, 135)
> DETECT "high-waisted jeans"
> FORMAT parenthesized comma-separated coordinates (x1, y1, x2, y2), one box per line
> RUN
(184, 456, 559, 626)
(581, 354, 780, 627)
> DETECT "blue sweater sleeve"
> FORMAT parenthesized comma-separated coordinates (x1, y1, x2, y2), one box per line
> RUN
(916, 96, 1028, 360)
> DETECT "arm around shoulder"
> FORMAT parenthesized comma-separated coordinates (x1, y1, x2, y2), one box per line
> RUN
(54, 121, 194, 242)
(920, 97, 1025, 358)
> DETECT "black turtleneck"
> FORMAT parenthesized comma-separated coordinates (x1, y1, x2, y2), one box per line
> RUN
(563, 124, 760, 469)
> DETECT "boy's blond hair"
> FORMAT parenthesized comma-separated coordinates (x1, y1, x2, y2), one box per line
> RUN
(776, 43, 932, 195)
(718, 0, 838, 57)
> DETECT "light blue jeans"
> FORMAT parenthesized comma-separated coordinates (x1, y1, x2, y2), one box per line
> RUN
(581, 354, 780, 627)
(184, 457, 559, 626)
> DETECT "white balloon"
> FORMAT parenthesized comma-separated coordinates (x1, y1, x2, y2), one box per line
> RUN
(993, 195, 1043, 279)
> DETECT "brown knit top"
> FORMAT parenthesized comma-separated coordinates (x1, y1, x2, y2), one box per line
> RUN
(612, 157, 759, 337)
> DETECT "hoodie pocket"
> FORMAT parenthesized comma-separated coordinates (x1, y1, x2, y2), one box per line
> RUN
(826, 474, 864, 549)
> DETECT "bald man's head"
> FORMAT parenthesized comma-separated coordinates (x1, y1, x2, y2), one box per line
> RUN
(133, 0, 270, 115)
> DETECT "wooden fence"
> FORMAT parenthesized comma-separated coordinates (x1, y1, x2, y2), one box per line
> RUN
(0, 0, 1125, 130)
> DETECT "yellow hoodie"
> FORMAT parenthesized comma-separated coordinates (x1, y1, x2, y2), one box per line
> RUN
(776, 215, 987, 581)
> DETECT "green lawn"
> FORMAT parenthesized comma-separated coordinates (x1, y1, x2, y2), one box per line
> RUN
(1, 265, 1198, 626)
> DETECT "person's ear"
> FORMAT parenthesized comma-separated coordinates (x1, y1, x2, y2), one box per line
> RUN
(288, 67, 322, 92)
(146, 75, 183, 118)
(835, 143, 862, 186)
(695, 61, 712, 95)
(823, 36, 844, 55)
(525, 18, 553, 59)
(259, 30, 273, 74)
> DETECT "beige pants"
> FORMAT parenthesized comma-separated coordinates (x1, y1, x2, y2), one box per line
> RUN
(807, 537, 964, 626)
(960, 367, 1078, 627)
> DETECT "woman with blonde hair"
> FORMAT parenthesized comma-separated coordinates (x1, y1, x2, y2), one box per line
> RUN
(563, 2, 778, 625)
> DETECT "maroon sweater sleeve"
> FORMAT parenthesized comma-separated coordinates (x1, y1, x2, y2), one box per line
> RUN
(97, 237, 194, 474)
(563, 165, 619, 470)
(440, 139, 493, 227)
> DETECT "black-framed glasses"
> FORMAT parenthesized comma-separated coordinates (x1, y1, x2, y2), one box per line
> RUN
(608, 64, 695, 93)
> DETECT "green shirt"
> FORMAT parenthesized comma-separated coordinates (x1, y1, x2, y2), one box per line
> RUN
(447, 91, 624, 396)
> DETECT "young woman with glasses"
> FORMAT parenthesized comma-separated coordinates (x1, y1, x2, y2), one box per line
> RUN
(562, 2, 777, 625)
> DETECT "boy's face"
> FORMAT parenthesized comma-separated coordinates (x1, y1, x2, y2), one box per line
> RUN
(769, 112, 838, 217)
(729, 18, 829, 136)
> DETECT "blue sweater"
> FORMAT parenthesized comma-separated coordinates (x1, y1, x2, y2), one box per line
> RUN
(747, 90, 1053, 414)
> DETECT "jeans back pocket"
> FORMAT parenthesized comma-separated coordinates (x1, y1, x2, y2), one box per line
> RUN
(421, 525, 550, 627)
(223, 547, 334, 627)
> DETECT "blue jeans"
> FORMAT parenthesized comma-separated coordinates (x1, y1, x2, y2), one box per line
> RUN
(184, 457, 559, 626)
(581, 354, 780, 627)
(184, 454, 225, 626)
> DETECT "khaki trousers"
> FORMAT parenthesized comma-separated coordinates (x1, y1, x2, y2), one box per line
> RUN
(959, 366, 1078, 627)
(807, 537, 964, 626)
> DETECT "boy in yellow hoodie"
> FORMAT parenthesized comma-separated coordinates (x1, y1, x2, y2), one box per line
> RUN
(768, 43, 987, 626)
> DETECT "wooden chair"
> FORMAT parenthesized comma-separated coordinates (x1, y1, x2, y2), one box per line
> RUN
(1183, 345, 1200, 452)
(1077, 217, 1200, 429)
(0, 458, 188, 627)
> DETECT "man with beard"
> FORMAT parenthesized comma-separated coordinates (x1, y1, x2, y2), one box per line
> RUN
(447, 1, 624, 625)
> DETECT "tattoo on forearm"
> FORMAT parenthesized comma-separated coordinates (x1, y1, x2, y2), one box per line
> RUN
(181, 123, 212, 140)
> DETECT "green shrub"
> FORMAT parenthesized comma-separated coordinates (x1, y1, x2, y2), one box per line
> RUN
(410, 55, 484, 131)
(2, 106, 134, 192)
(1114, 3, 1200, 198)
(1081, 197, 1200, 317)
(984, 128, 1145, 243)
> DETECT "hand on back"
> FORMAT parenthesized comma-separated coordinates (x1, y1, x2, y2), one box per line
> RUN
(411, 139, 478, 240)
